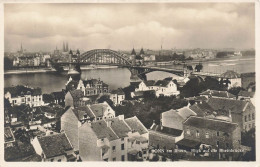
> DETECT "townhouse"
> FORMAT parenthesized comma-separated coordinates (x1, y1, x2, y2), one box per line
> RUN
(79, 115, 149, 161)
(4, 85, 44, 107)
(61, 102, 116, 151)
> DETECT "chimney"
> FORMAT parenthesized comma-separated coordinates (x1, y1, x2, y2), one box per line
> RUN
(107, 120, 112, 127)
(118, 115, 124, 120)
(150, 120, 156, 130)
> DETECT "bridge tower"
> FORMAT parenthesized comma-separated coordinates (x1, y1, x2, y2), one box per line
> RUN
(68, 50, 80, 80)
(131, 48, 136, 66)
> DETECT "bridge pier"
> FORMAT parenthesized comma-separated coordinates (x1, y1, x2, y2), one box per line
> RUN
(129, 68, 147, 82)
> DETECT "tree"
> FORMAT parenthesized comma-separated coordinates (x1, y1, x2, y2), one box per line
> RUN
(4, 98, 11, 109)
(241, 128, 255, 161)
(195, 64, 203, 72)
(97, 95, 114, 107)
(4, 56, 13, 70)
(228, 87, 245, 96)
(42, 94, 55, 104)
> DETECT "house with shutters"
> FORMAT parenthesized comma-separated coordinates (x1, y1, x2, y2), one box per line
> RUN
(4, 85, 44, 107)
(61, 101, 116, 151)
(79, 115, 149, 161)
(110, 88, 125, 106)
(179, 116, 242, 160)
(133, 79, 179, 97)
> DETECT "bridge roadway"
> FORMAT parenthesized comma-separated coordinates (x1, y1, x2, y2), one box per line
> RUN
(53, 62, 222, 78)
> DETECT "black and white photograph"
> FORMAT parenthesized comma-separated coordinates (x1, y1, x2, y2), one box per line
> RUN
(1, 1, 257, 164)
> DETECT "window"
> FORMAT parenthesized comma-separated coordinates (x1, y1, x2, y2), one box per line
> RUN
(121, 138, 124, 141)
(244, 115, 247, 122)
(112, 146, 116, 152)
(196, 130, 200, 137)
(39, 98, 41, 101)
(121, 144, 124, 150)
(143, 150, 147, 154)
(248, 114, 251, 121)
(101, 138, 104, 142)
(217, 131, 220, 136)
(50, 159, 54, 162)
(252, 113, 255, 120)
(58, 159, 61, 162)
(249, 124, 251, 129)
(112, 157, 116, 161)
(121, 155, 125, 161)
(27, 98, 30, 101)
(205, 132, 209, 139)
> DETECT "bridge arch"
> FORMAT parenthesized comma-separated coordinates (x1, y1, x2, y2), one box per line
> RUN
(80, 49, 132, 66)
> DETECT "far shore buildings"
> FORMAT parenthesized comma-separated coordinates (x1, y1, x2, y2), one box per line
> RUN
(4, 85, 44, 107)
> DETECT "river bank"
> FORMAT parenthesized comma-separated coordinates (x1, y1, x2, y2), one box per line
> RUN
(4, 65, 119, 75)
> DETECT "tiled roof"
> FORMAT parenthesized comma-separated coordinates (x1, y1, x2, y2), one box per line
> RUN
(111, 88, 125, 95)
(151, 125, 183, 137)
(187, 96, 208, 102)
(38, 133, 73, 158)
(135, 55, 143, 60)
(238, 90, 255, 98)
(144, 80, 156, 87)
(90, 103, 110, 118)
(161, 109, 184, 130)
(125, 116, 148, 135)
(200, 90, 235, 98)
(189, 102, 214, 117)
(4, 127, 15, 143)
(91, 120, 118, 141)
(207, 98, 252, 113)
(154, 80, 170, 87)
(176, 107, 197, 120)
(184, 116, 238, 133)
(69, 90, 84, 100)
(72, 106, 95, 120)
(4, 85, 42, 97)
(108, 117, 131, 138)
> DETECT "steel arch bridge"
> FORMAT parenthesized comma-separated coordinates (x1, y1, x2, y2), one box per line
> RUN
(79, 49, 132, 67)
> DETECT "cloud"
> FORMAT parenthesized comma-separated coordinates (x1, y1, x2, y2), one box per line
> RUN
(4, 3, 255, 52)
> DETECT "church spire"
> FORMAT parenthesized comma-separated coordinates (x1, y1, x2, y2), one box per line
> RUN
(131, 48, 136, 55)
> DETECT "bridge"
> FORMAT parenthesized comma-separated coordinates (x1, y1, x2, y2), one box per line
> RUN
(52, 49, 188, 81)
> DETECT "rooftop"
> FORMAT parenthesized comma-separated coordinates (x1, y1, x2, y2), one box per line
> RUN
(125, 116, 148, 135)
(4, 85, 42, 97)
(91, 120, 118, 141)
(38, 133, 73, 158)
(184, 116, 238, 133)
(207, 98, 254, 113)
(200, 90, 236, 98)
(150, 125, 183, 137)
(220, 70, 240, 79)
(238, 90, 255, 98)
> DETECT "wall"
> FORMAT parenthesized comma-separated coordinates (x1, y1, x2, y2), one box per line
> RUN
(183, 125, 234, 149)
(61, 108, 80, 150)
(79, 123, 102, 161)
(65, 92, 74, 107)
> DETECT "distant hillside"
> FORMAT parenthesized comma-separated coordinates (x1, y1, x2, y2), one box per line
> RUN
(241, 50, 255, 56)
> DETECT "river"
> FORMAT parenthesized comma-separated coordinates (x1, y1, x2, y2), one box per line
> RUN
(4, 56, 255, 94)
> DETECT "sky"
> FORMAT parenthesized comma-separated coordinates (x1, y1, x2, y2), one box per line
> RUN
(4, 3, 255, 52)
